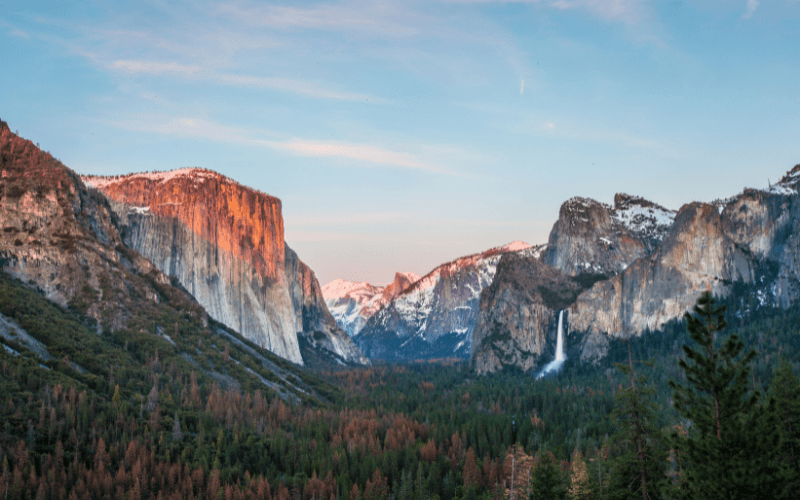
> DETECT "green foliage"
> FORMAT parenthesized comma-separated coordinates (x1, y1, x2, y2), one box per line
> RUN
(769, 359, 800, 497)
(606, 343, 666, 500)
(530, 451, 566, 500)
(669, 291, 783, 500)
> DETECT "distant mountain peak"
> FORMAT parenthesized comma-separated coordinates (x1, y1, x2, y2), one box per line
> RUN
(769, 164, 800, 195)
(323, 272, 420, 337)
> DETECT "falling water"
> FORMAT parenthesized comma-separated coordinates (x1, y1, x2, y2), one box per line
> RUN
(537, 310, 566, 379)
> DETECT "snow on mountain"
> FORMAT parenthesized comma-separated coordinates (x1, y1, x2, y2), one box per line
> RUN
(323, 273, 420, 337)
(766, 164, 800, 195)
(355, 242, 544, 361)
(610, 194, 676, 250)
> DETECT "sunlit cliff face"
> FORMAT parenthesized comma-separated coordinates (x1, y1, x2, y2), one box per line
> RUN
(83, 168, 285, 281)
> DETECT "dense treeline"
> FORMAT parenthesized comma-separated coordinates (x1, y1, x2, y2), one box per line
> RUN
(1, 271, 800, 498)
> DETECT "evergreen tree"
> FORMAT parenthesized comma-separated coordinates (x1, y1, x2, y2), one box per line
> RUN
(769, 359, 800, 496)
(607, 342, 665, 500)
(529, 451, 566, 500)
(568, 449, 592, 500)
(668, 291, 783, 499)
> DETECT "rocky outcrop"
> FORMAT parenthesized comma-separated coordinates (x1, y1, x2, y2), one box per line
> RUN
(568, 202, 754, 361)
(0, 120, 179, 333)
(83, 168, 365, 366)
(470, 253, 581, 375)
(543, 197, 648, 277)
(611, 194, 676, 252)
(356, 242, 539, 361)
(285, 245, 369, 364)
(323, 272, 420, 336)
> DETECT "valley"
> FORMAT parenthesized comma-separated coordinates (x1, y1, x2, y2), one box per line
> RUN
(1, 119, 798, 499)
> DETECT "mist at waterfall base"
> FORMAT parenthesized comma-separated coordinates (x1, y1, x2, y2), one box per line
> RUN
(537, 310, 566, 379)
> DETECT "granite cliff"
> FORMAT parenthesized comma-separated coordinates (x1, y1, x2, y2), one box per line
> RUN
(543, 195, 675, 278)
(0, 119, 152, 332)
(567, 201, 754, 362)
(473, 175, 800, 374)
(0, 119, 339, 403)
(470, 253, 581, 375)
(82, 169, 366, 366)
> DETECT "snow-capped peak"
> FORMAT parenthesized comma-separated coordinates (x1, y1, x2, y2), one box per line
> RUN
(321, 279, 374, 301)
(767, 164, 800, 195)
(498, 241, 533, 252)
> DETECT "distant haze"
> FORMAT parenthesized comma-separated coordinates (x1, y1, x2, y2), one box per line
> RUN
(1, 0, 798, 284)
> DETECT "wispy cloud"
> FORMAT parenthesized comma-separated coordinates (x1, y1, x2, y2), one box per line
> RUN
(107, 115, 460, 175)
(270, 141, 453, 174)
(742, 0, 759, 19)
(445, 0, 647, 25)
(216, 2, 423, 36)
(211, 73, 377, 102)
(110, 60, 200, 74)
(107, 59, 378, 102)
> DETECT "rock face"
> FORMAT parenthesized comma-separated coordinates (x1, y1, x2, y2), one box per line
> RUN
(470, 253, 581, 375)
(544, 197, 649, 277)
(567, 202, 754, 361)
(472, 175, 800, 373)
(82, 169, 365, 366)
(611, 194, 676, 252)
(322, 272, 420, 336)
(355, 242, 541, 361)
(285, 246, 369, 365)
(0, 119, 163, 332)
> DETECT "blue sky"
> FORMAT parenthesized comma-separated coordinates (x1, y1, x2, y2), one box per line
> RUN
(1, 0, 798, 285)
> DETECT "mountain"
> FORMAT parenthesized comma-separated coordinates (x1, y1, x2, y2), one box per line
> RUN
(355, 242, 543, 361)
(543, 194, 675, 278)
(0, 118, 334, 400)
(471, 169, 800, 374)
(82, 169, 367, 367)
(470, 252, 583, 375)
(322, 271, 420, 336)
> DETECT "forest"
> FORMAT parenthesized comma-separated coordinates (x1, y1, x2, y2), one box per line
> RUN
(1, 265, 799, 500)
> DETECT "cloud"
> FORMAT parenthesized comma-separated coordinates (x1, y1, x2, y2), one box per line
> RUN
(445, 0, 646, 25)
(520, 78, 525, 95)
(211, 73, 378, 102)
(267, 140, 455, 174)
(742, 0, 759, 19)
(110, 60, 200, 74)
(107, 59, 378, 102)
(216, 2, 422, 36)
(107, 115, 459, 175)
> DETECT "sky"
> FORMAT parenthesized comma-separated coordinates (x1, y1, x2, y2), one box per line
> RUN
(1, 0, 799, 286)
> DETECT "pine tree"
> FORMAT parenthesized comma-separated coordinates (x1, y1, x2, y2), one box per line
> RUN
(463, 447, 480, 488)
(668, 291, 783, 499)
(529, 451, 566, 500)
(568, 449, 592, 500)
(607, 342, 665, 500)
(769, 359, 800, 496)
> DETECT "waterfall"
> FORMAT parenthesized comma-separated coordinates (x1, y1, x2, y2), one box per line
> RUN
(537, 310, 566, 379)
(554, 309, 565, 361)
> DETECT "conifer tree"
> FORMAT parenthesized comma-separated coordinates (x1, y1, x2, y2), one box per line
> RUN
(607, 342, 665, 500)
(529, 451, 566, 500)
(769, 359, 800, 496)
(568, 449, 592, 500)
(669, 291, 783, 499)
